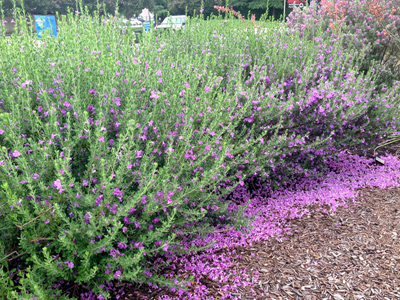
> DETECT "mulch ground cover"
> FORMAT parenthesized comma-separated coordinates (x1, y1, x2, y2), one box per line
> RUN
(111, 142, 400, 300)
(120, 187, 400, 300)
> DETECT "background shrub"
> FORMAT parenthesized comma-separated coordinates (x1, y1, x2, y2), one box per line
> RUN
(287, 0, 400, 87)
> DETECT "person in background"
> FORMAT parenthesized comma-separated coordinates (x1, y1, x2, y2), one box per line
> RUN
(158, 17, 162, 25)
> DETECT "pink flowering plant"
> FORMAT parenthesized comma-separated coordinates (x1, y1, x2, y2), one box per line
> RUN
(287, 0, 400, 87)
(0, 2, 399, 299)
(214, 5, 246, 22)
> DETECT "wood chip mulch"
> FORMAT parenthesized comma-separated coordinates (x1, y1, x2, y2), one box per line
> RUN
(228, 187, 400, 300)
(121, 187, 400, 300)
(118, 142, 400, 300)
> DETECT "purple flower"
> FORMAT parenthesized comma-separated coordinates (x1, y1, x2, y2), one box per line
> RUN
(113, 188, 123, 199)
(21, 80, 32, 88)
(32, 174, 40, 180)
(156, 70, 162, 76)
(53, 179, 65, 194)
(45, 219, 50, 224)
(83, 213, 91, 224)
(98, 136, 104, 142)
(20, 180, 27, 184)
(64, 261, 74, 269)
(12, 150, 21, 158)
(0, 129, 4, 135)
(204, 86, 211, 92)
(114, 270, 122, 279)
(110, 204, 118, 214)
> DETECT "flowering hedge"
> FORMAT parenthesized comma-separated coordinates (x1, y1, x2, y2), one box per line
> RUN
(287, 0, 400, 86)
(0, 6, 399, 299)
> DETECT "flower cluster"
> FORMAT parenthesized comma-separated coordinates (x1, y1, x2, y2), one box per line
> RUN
(214, 6, 246, 22)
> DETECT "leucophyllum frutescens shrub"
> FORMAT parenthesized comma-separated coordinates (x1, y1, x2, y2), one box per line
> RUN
(287, 0, 400, 87)
(0, 9, 282, 299)
(193, 15, 400, 185)
(0, 6, 399, 299)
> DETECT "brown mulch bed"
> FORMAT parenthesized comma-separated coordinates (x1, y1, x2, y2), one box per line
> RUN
(228, 187, 400, 300)
(117, 142, 400, 300)
(121, 187, 400, 300)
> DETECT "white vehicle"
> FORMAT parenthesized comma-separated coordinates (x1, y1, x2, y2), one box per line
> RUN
(156, 15, 187, 30)
(130, 18, 142, 26)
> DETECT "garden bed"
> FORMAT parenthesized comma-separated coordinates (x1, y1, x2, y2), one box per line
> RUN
(127, 186, 400, 300)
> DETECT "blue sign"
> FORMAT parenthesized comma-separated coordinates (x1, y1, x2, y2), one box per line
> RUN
(144, 22, 151, 32)
(34, 15, 57, 38)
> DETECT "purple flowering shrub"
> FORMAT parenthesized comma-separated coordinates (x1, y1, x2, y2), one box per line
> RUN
(221, 29, 400, 185)
(0, 7, 399, 299)
(287, 0, 400, 86)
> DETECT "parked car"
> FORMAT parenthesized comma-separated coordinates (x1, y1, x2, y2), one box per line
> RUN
(156, 16, 187, 31)
(129, 18, 142, 26)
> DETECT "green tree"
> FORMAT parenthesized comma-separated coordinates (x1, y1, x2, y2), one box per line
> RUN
(230, 0, 284, 19)
(249, 0, 283, 19)
(1, 0, 56, 15)
(168, 0, 225, 16)
(153, 0, 168, 18)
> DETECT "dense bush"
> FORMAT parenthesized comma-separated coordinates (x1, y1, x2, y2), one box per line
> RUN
(0, 6, 399, 299)
(287, 0, 400, 86)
